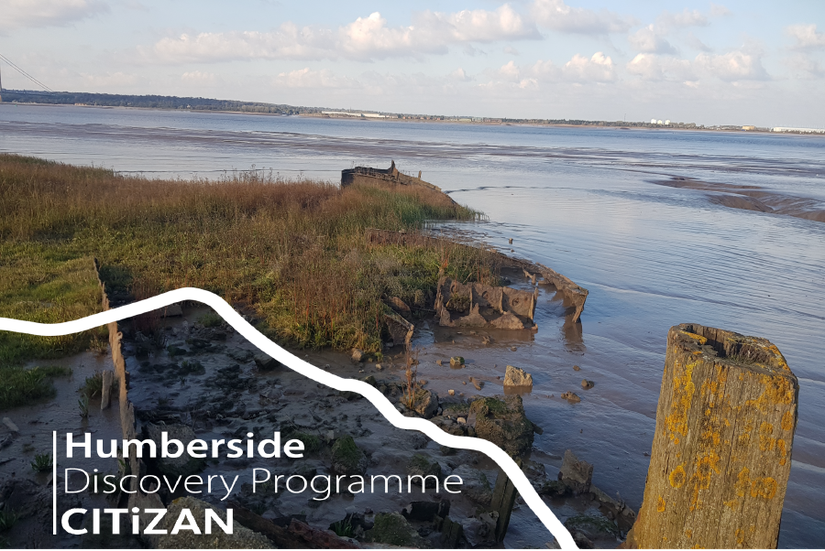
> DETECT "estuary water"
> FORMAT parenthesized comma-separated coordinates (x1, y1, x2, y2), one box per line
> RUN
(2, 104, 824, 547)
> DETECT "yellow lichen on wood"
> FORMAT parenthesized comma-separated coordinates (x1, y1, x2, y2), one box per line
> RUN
(684, 331, 708, 345)
(665, 361, 697, 444)
(781, 411, 794, 431)
(657, 496, 666, 512)
(669, 465, 686, 488)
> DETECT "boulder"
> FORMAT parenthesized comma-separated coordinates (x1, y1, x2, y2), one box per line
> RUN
(449, 356, 465, 368)
(469, 395, 534, 457)
(331, 435, 368, 476)
(411, 389, 439, 418)
(503, 365, 533, 388)
(351, 349, 366, 362)
(407, 453, 442, 480)
(561, 391, 581, 403)
(558, 449, 593, 495)
(151, 496, 271, 549)
(581, 379, 594, 390)
(253, 354, 281, 371)
(365, 512, 424, 547)
(144, 424, 206, 477)
(461, 511, 498, 547)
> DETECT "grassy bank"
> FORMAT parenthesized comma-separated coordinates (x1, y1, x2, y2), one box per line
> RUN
(0, 154, 499, 361)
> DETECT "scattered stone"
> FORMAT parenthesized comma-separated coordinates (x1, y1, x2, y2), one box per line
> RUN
(564, 514, 621, 541)
(449, 356, 465, 368)
(448, 389, 455, 396)
(561, 391, 581, 403)
(406, 453, 442, 480)
(2, 417, 20, 434)
(402, 499, 450, 522)
(150, 496, 270, 548)
(510, 346, 518, 352)
(509, 238, 513, 244)
(226, 348, 254, 362)
(581, 379, 594, 390)
(452, 464, 492, 505)
(253, 354, 281, 371)
(469, 377, 484, 390)
(410, 389, 439, 418)
(144, 424, 206, 477)
(331, 435, 368, 476)
(457, 417, 467, 425)
(469, 395, 534, 457)
(572, 530, 595, 549)
(503, 365, 533, 388)
(365, 512, 424, 547)
(375, 363, 383, 370)
(351, 349, 366, 362)
(160, 304, 183, 318)
(436, 359, 444, 366)
(482, 335, 494, 345)
(558, 449, 593, 495)
(461, 511, 498, 548)
(573, 365, 581, 371)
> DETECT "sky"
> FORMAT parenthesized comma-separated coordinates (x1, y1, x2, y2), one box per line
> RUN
(1, 0, 824, 127)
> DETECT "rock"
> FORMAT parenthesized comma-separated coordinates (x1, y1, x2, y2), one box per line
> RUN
(151, 496, 271, 549)
(402, 499, 450, 522)
(410, 389, 439, 418)
(331, 435, 368, 476)
(561, 391, 581, 403)
(375, 363, 383, 370)
(581, 379, 594, 390)
(510, 346, 518, 352)
(572, 530, 595, 549)
(461, 511, 498, 547)
(351, 348, 366, 362)
(564, 514, 621, 541)
(449, 356, 465, 368)
(469, 395, 534, 457)
(503, 365, 533, 388)
(558, 449, 593, 495)
(448, 389, 455, 396)
(436, 359, 444, 366)
(482, 335, 494, 345)
(160, 304, 183, 318)
(573, 364, 581, 371)
(388, 296, 411, 316)
(144, 424, 206, 477)
(452, 464, 493, 505)
(469, 377, 484, 390)
(407, 453, 442, 480)
(226, 348, 254, 362)
(253, 354, 281, 371)
(2, 417, 20, 434)
(365, 512, 424, 547)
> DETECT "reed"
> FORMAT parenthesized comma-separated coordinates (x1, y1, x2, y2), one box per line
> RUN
(0, 154, 497, 358)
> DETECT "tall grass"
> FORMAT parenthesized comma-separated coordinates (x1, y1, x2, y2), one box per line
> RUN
(0, 153, 497, 355)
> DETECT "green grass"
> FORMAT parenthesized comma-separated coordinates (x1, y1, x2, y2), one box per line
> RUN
(0, 153, 496, 355)
(30, 453, 53, 473)
(0, 365, 72, 411)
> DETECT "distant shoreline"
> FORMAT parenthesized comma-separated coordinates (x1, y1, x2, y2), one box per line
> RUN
(3, 90, 823, 136)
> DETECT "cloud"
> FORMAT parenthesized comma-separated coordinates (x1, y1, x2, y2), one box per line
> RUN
(627, 53, 694, 81)
(530, 0, 635, 34)
(710, 4, 732, 17)
(657, 9, 708, 30)
(628, 50, 769, 83)
(80, 71, 137, 87)
(786, 53, 824, 78)
(629, 25, 676, 54)
(273, 67, 359, 89)
(786, 24, 825, 50)
(147, 6, 538, 64)
(695, 51, 769, 81)
(0, 0, 107, 31)
(562, 52, 616, 82)
(181, 71, 217, 84)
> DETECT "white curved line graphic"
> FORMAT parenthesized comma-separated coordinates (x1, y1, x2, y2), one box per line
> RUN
(0, 287, 577, 549)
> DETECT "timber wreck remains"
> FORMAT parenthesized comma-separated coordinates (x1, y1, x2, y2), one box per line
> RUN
(342, 161, 458, 205)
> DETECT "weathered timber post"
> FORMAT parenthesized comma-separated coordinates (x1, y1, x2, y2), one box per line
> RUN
(626, 324, 798, 549)
(490, 467, 518, 542)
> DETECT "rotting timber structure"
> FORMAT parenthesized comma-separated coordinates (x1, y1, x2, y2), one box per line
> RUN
(341, 160, 458, 206)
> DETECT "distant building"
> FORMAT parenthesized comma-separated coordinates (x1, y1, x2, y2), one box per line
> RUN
(772, 126, 825, 134)
(742, 125, 756, 131)
(665, 120, 671, 125)
(657, 120, 663, 125)
(651, 118, 657, 124)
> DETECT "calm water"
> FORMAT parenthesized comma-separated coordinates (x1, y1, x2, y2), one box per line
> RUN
(2, 104, 824, 547)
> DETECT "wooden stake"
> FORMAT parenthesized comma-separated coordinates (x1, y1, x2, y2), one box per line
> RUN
(626, 324, 798, 549)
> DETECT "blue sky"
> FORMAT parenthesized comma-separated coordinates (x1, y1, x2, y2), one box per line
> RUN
(1, 0, 824, 126)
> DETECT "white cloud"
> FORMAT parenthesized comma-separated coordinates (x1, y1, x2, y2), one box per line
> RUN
(530, 0, 635, 34)
(657, 9, 708, 30)
(449, 68, 472, 82)
(627, 53, 694, 81)
(695, 51, 769, 81)
(80, 71, 137, 87)
(181, 71, 217, 84)
(629, 25, 676, 54)
(786, 54, 824, 78)
(628, 50, 769, 83)
(0, 0, 107, 31)
(710, 4, 732, 17)
(148, 6, 537, 64)
(273, 68, 358, 89)
(786, 24, 825, 50)
(563, 52, 616, 82)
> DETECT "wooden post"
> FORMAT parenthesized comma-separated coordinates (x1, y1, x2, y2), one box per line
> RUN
(490, 467, 518, 543)
(626, 324, 798, 549)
